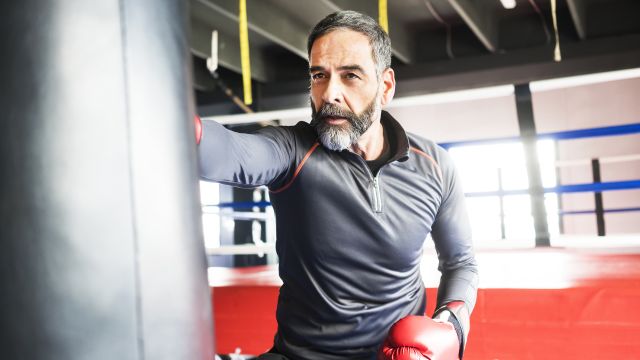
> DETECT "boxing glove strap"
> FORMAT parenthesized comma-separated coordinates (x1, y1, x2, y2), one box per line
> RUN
(434, 301, 469, 359)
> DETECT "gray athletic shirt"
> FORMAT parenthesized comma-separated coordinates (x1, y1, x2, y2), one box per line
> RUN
(199, 111, 478, 360)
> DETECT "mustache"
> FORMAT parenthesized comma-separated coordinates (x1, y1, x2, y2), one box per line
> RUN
(313, 103, 357, 124)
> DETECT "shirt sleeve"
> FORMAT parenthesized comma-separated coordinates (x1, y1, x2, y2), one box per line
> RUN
(430, 148, 479, 314)
(197, 119, 296, 188)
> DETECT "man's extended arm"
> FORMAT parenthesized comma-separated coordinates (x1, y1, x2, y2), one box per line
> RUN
(197, 117, 296, 188)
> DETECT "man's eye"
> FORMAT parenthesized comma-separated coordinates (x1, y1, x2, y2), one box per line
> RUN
(345, 73, 360, 80)
(311, 73, 325, 80)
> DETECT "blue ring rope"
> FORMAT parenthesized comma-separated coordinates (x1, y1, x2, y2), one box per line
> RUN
(559, 207, 640, 216)
(439, 123, 640, 149)
(203, 201, 272, 209)
(464, 180, 640, 197)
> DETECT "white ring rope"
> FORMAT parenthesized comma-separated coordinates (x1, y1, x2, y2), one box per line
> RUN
(201, 209, 272, 221)
(555, 153, 640, 168)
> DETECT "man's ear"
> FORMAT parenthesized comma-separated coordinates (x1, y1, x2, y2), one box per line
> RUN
(380, 68, 396, 107)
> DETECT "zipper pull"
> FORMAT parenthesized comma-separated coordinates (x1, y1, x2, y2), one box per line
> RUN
(372, 176, 382, 213)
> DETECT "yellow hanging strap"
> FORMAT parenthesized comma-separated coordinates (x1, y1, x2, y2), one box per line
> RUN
(551, 0, 561, 62)
(239, 0, 252, 105)
(379, 0, 389, 34)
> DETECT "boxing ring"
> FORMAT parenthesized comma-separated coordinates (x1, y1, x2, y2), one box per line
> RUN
(209, 240, 640, 359)
(206, 120, 640, 359)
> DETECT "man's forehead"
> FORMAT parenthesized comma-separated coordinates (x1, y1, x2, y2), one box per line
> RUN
(309, 29, 374, 68)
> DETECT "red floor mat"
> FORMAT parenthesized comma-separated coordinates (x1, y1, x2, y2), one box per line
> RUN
(210, 247, 640, 359)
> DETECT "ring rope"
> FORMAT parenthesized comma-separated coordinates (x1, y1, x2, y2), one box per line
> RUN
(555, 153, 640, 168)
(440, 123, 640, 149)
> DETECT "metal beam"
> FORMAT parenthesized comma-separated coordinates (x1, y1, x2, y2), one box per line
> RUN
(316, 0, 342, 13)
(445, 0, 498, 52)
(566, 0, 588, 40)
(195, 0, 308, 59)
(395, 33, 640, 96)
(316, 0, 414, 64)
(190, 19, 270, 82)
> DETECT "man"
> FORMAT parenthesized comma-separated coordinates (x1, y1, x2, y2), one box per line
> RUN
(198, 11, 478, 360)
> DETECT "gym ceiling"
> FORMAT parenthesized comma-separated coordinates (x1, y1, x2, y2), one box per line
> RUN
(189, 0, 640, 114)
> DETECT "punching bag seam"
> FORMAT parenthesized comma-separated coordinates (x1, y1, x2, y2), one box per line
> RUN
(117, 0, 146, 359)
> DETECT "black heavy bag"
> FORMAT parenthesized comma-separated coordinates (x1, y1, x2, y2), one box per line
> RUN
(0, 1, 214, 359)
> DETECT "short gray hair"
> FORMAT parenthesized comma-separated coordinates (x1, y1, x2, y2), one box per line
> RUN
(307, 10, 392, 77)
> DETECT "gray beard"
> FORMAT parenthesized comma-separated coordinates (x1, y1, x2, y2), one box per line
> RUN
(310, 97, 379, 151)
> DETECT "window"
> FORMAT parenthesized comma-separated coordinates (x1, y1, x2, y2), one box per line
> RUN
(448, 140, 560, 243)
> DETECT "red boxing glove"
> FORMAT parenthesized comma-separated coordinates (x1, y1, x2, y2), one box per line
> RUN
(194, 115, 203, 144)
(378, 316, 460, 360)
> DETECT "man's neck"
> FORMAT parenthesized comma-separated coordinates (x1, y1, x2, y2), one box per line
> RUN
(349, 114, 387, 161)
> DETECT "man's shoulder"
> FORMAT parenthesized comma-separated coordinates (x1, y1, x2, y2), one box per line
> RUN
(405, 132, 456, 176)
(257, 121, 316, 142)
(406, 132, 446, 158)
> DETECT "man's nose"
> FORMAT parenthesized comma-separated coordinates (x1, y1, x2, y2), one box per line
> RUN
(322, 76, 343, 105)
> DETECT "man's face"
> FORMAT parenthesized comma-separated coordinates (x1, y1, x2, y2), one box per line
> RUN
(308, 29, 383, 151)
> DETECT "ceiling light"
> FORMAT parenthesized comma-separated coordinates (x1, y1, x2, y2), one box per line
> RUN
(500, 0, 517, 9)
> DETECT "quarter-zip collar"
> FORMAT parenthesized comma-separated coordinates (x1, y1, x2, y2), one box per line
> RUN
(380, 110, 410, 164)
